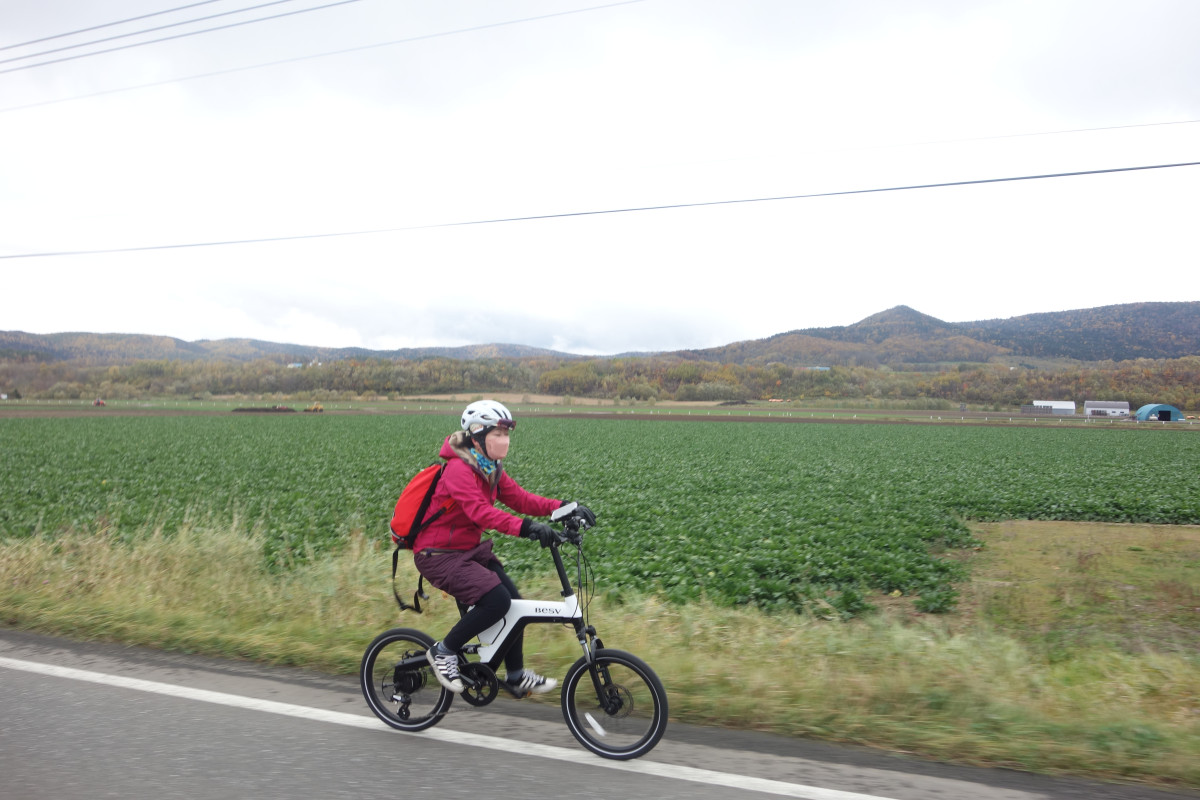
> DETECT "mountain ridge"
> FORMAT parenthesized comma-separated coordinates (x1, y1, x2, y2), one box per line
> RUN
(2, 302, 1198, 367)
(682, 302, 1199, 366)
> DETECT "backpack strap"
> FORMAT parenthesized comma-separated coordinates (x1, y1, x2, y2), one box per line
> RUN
(392, 544, 428, 613)
(390, 501, 455, 614)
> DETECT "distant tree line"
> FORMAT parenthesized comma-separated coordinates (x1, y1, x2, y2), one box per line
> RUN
(3, 354, 1198, 412)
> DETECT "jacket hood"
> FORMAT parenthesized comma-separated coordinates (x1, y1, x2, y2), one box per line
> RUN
(440, 431, 501, 479)
(440, 431, 473, 462)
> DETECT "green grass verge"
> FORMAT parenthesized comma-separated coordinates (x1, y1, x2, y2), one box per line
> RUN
(2, 519, 1199, 789)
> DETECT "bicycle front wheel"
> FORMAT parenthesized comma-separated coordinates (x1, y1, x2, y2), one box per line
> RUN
(360, 627, 453, 732)
(561, 648, 668, 760)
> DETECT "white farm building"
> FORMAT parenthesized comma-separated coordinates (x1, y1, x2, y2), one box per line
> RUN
(1084, 401, 1130, 417)
(1026, 400, 1076, 415)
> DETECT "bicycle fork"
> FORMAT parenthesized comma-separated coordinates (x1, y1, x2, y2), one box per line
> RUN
(573, 623, 622, 712)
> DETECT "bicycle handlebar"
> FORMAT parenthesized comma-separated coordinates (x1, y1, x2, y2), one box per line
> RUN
(549, 501, 594, 546)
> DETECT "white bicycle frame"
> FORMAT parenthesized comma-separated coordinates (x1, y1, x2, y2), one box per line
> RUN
(472, 594, 582, 663)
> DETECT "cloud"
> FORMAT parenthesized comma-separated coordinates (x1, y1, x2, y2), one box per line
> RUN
(2, 1, 1197, 355)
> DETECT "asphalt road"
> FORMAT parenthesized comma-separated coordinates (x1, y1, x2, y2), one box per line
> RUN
(1, 629, 1196, 800)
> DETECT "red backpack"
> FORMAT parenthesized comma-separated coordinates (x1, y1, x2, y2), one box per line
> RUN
(389, 462, 456, 612)
(390, 462, 456, 548)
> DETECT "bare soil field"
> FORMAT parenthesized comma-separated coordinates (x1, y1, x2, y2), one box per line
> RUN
(3, 396, 1193, 432)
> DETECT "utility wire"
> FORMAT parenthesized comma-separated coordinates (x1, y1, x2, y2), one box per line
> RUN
(2, 160, 1196, 261)
(0, 0, 306, 66)
(0, 0, 366, 76)
(0, 0, 225, 52)
(0, 0, 647, 112)
(0, 4, 1190, 175)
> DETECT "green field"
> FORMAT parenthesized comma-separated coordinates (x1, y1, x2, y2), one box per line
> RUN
(3, 412, 1198, 615)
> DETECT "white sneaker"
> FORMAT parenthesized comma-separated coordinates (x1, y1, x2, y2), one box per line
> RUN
(506, 670, 558, 696)
(426, 642, 464, 693)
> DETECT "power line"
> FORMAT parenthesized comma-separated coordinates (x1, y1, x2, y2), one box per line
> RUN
(820, 119, 1200, 156)
(0, 4, 1191, 172)
(0, 1, 648, 113)
(0, 0, 366, 76)
(2, 160, 1196, 261)
(0, 0, 225, 52)
(0, 0, 306, 66)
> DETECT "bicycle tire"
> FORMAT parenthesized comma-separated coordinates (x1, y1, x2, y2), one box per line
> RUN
(561, 648, 668, 760)
(360, 627, 453, 732)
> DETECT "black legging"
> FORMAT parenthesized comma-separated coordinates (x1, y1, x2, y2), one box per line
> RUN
(443, 562, 525, 673)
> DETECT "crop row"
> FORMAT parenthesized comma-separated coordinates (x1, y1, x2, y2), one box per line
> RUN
(2, 414, 1197, 614)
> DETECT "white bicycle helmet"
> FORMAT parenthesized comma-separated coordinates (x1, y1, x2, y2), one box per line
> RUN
(460, 400, 515, 434)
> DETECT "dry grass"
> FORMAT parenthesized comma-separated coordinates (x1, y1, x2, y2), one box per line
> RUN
(963, 521, 1200, 657)
(2, 520, 1199, 788)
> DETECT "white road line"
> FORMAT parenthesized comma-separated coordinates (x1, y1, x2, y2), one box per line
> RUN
(0, 655, 895, 800)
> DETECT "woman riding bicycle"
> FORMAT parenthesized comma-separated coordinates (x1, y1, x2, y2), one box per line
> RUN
(414, 400, 594, 696)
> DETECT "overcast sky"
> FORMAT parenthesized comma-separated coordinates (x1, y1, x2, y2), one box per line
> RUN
(1, 0, 1197, 355)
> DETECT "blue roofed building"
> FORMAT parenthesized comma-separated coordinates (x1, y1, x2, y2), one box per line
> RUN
(1134, 404, 1185, 421)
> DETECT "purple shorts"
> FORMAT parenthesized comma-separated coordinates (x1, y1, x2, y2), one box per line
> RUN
(413, 539, 503, 607)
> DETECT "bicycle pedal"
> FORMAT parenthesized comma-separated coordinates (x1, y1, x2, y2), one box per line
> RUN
(500, 683, 531, 699)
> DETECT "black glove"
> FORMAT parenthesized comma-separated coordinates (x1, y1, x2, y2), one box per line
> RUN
(520, 519, 555, 548)
(570, 504, 596, 529)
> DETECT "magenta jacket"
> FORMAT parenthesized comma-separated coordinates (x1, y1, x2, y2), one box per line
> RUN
(411, 432, 562, 552)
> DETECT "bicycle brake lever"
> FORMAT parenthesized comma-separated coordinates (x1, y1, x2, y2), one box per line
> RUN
(553, 527, 582, 546)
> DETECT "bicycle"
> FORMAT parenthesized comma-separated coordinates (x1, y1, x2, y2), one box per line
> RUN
(359, 503, 669, 760)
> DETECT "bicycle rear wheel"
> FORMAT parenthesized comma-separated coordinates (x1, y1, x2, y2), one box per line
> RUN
(360, 627, 453, 732)
(561, 648, 668, 760)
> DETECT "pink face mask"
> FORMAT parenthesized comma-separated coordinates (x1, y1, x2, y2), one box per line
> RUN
(485, 431, 510, 460)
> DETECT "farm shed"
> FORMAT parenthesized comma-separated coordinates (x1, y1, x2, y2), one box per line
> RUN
(1135, 403, 1185, 421)
(1029, 400, 1076, 415)
(1084, 401, 1130, 417)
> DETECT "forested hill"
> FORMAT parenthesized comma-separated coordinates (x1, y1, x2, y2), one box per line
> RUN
(685, 302, 1200, 366)
(0, 331, 567, 365)
(957, 303, 1200, 362)
(2, 301, 1198, 367)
